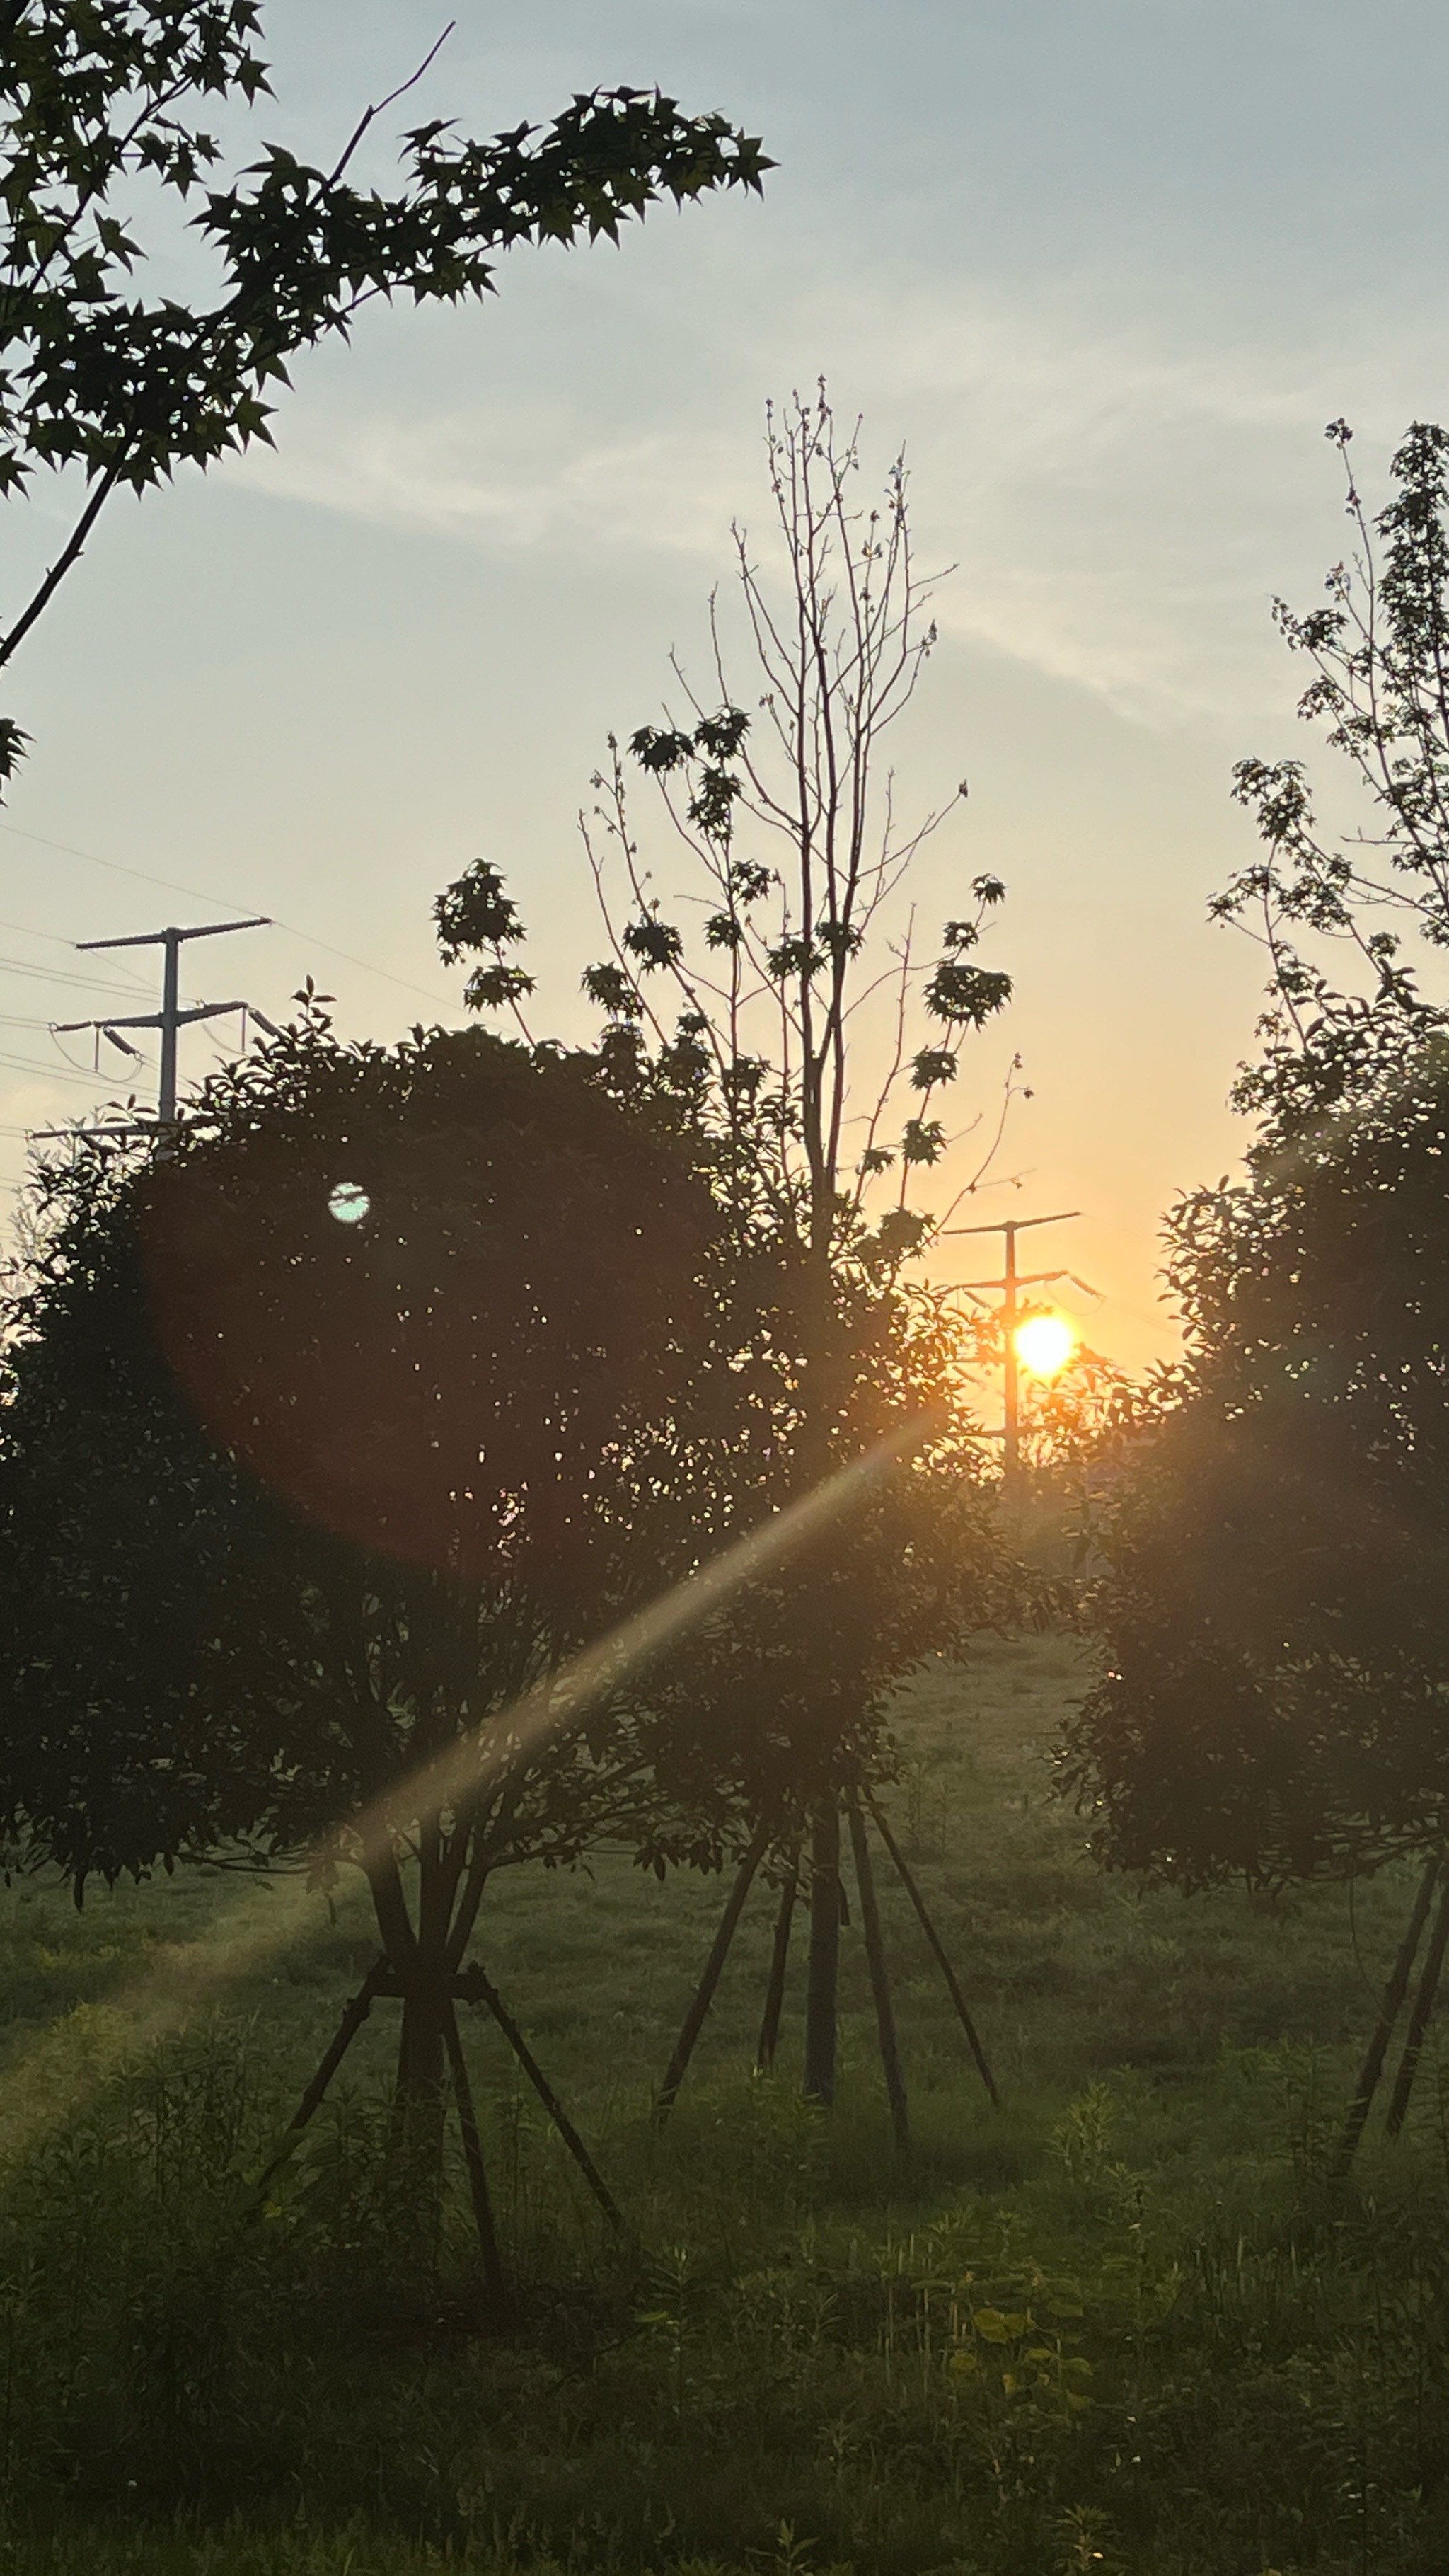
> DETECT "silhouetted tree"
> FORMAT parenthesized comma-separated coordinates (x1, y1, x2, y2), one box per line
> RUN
(1219, 419, 1449, 1146)
(576, 390, 1017, 2097)
(0, 1001, 714, 2281)
(442, 397, 1020, 2102)
(1064, 1035, 1449, 1891)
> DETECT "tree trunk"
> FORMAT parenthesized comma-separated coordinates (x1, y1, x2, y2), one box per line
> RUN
(396, 1977, 449, 2105)
(804, 1795, 842, 2103)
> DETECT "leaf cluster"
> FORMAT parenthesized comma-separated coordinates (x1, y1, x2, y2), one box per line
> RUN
(1, 13, 769, 499)
(0, 3, 770, 769)
(1218, 419, 1449, 1145)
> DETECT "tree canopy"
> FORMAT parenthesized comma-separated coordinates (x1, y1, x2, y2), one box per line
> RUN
(1063, 1033, 1449, 1889)
(1063, 422, 1449, 1896)
(0, 1006, 715, 1924)
(437, 855, 1017, 1847)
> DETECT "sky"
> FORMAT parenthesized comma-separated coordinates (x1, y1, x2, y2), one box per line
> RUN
(6, 0, 1449, 1369)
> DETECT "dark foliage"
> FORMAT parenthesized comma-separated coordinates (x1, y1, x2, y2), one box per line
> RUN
(0, 1006, 714, 1920)
(435, 853, 1020, 1877)
(633, 1256, 1017, 1841)
(1064, 1034, 1449, 1887)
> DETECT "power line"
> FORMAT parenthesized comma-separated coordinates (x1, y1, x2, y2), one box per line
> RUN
(0, 915, 157, 988)
(0, 1049, 121, 1088)
(0, 819, 456, 1013)
(0, 952, 178, 1001)
(61, 918, 269, 1126)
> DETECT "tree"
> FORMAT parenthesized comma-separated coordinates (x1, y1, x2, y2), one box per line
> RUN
(1061, 424, 1449, 2162)
(448, 390, 1020, 2107)
(1218, 419, 1449, 1147)
(1069, 416, 1449, 1878)
(0, 1001, 715, 2296)
(1062, 1035, 1449, 1892)
(0, 1, 770, 789)
(1061, 1034, 1449, 2157)
(630, 1260, 1016, 2129)
(581, 389, 1015, 1278)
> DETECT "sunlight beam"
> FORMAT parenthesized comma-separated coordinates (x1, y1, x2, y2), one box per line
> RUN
(0, 1416, 938, 2169)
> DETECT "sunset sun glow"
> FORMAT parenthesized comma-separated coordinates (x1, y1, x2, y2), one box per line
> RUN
(1013, 1311, 1078, 1378)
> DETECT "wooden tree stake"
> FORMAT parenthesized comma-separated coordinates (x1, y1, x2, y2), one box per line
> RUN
(1385, 1861, 1449, 2141)
(804, 1797, 843, 2104)
(460, 1961, 634, 2245)
(653, 1819, 771, 2123)
(246, 1956, 388, 2212)
(756, 1848, 799, 2072)
(848, 1795, 909, 2152)
(865, 1790, 1000, 2106)
(1334, 1851, 1441, 2179)
(442, 2002, 513, 2323)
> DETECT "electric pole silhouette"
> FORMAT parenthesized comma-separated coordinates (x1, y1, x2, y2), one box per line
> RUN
(942, 1209, 1085, 1495)
(51, 916, 271, 1135)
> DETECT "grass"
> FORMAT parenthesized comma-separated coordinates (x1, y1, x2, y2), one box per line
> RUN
(1, 1635, 1447, 2576)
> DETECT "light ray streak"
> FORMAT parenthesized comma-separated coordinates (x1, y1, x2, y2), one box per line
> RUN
(0, 1418, 935, 2171)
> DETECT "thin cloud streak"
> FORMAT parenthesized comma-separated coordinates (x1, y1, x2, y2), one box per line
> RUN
(220, 278, 1449, 732)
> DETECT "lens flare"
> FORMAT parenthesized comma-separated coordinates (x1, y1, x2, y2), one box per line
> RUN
(0, 1418, 937, 2171)
(328, 1181, 370, 1225)
(1013, 1311, 1076, 1378)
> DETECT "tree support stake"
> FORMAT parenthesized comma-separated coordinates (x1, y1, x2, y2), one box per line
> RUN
(804, 1797, 843, 2105)
(865, 1789, 1000, 2107)
(654, 1819, 772, 2122)
(848, 1793, 909, 2152)
(246, 1957, 388, 2211)
(756, 1847, 800, 2073)
(1334, 1851, 1441, 2180)
(442, 2001, 512, 2323)
(1385, 1861, 1449, 2141)
(458, 1961, 634, 2246)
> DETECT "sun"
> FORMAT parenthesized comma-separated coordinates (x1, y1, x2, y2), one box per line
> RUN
(1013, 1311, 1077, 1378)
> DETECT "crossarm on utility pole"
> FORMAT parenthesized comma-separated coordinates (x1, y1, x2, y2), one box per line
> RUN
(50, 916, 270, 1130)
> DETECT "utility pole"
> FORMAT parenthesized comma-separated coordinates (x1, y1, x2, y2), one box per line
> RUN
(52, 916, 270, 1133)
(942, 1209, 1085, 1496)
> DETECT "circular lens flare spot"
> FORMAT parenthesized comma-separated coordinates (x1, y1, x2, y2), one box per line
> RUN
(1014, 1311, 1076, 1377)
(328, 1181, 371, 1226)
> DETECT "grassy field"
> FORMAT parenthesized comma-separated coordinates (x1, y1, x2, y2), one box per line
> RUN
(1, 1635, 1446, 2576)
